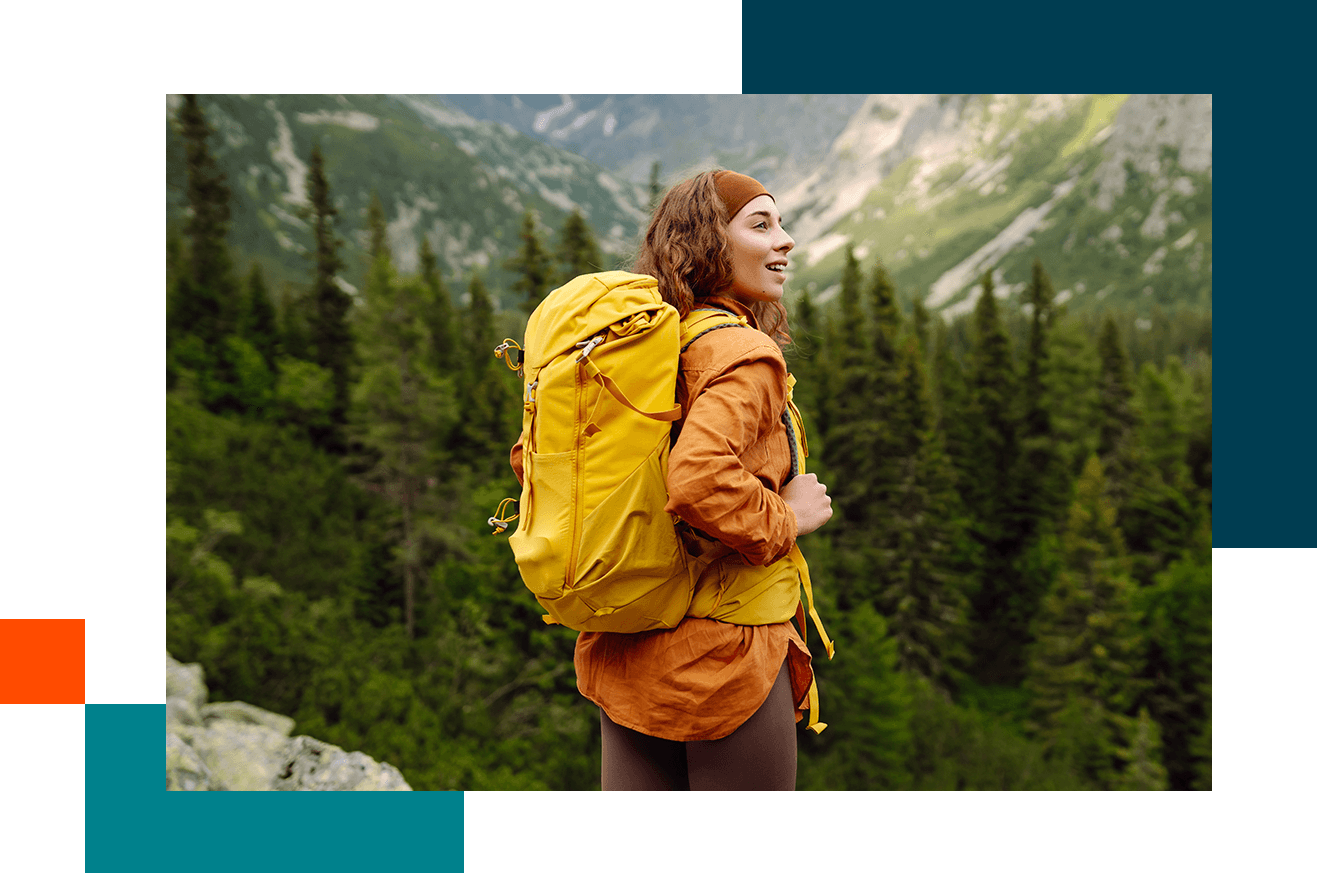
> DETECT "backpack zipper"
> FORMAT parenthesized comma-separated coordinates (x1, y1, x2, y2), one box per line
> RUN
(565, 353, 587, 589)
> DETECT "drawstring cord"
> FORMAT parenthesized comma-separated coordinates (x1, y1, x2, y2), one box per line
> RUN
(488, 498, 518, 535)
(494, 339, 524, 377)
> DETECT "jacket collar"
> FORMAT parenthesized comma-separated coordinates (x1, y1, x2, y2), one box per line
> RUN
(698, 295, 758, 329)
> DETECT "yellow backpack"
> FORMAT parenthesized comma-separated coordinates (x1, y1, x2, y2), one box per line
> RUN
(491, 271, 835, 729)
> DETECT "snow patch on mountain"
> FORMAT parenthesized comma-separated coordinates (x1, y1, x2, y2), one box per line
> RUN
(296, 110, 380, 131)
(804, 232, 852, 267)
(398, 95, 481, 129)
(534, 97, 575, 133)
(267, 105, 308, 206)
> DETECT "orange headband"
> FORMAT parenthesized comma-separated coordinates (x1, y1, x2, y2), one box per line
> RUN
(713, 170, 773, 220)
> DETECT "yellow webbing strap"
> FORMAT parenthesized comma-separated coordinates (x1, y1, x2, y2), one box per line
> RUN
(679, 309, 749, 352)
(581, 357, 682, 422)
(791, 543, 834, 734)
(784, 374, 809, 463)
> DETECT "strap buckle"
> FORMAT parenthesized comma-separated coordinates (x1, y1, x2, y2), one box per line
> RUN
(575, 334, 605, 362)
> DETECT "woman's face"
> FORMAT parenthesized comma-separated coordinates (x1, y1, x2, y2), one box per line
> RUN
(726, 194, 794, 305)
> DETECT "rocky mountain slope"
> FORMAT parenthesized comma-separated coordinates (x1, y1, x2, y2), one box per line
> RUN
(777, 94, 1212, 316)
(445, 94, 1211, 318)
(165, 95, 648, 308)
(168, 94, 1211, 319)
(438, 94, 868, 190)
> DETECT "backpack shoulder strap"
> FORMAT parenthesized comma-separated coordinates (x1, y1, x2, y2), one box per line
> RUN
(679, 307, 750, 353)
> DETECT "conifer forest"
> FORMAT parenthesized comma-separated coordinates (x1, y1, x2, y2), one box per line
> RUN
(166, 96, 1211, 790)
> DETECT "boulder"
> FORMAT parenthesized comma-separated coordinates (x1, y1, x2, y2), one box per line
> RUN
(275, 736, 412, 791)
(164, 650, 412, 791)
(166, 732, 214, 791)
(165, 652, 207, 710)
(200, 700, 295, 737)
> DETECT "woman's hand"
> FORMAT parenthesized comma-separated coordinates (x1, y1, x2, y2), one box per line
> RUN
(781, 473, 833, 536)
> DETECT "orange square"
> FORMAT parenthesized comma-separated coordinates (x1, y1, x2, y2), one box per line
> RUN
(0, 619, 86, 703)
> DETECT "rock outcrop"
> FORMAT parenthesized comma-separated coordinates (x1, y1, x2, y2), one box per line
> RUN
(165, 652, 412, 791)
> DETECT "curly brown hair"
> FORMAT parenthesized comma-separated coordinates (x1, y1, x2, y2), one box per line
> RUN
(633, 170, 790, 346)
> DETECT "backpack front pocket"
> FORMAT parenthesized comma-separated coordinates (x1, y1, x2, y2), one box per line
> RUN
(509, 449, 573, 600)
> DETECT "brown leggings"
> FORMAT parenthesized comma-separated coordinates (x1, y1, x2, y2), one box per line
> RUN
(599, 660, 797, 790)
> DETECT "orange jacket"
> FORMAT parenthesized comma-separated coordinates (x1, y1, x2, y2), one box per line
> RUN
(665, 296, 799, 567)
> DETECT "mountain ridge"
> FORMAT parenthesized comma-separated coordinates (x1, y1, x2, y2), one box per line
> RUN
(443, 93, 1212, 317)
(168, 94, 1211, 319)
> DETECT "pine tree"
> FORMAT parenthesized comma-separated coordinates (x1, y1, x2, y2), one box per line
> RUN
(963, 271, 1023, 683)
(825, 253, 953, 660)
(821, 247, 883, 607)
(1025, 456, 1143, 788)
(648, 160, 663, 213)
(1190, 678, 1211, 790)
(1014, 258, 1066, 534)
(507, 210, 552, 314)
(998, 260, 1069, 685)
(911, 297, 931, 358)
(787, 287, 825, 440)
(1185, 359, 1213, 508)
(454, 273, 512, 469)
(278, 286, 312, 362)
(931, 318, 968, 438)
(173, 94, 237, 345)
(555, 208, 603, 284)
(878, 334, 971, 686)
(164, 223, 185, 389)
(821, 245, 871, 473)
(1096, 315, 1138, 504)
(1137, 358, 1192, 487)
(927, 317, 985, 649)
(1042, 318, 1102, 480)
(190, 262, 280, 419)
(798, 604, 914, 790)
(169, 94, 247, 413)
(1113, 708, 1170, 790)
(963, 271, 1018, 522)
(1119, 361, 1199, 584)
(1132, 529, 1211, 789)
(835, 246, 866, 352)
(306, 143, 353, 451)
(860, 260, 957, 675)
(165, 226, 185, 301)
(868, 259, 902, 363)
(366, 191, 390, 263)
(240, 264, 281, 370)
(418, 235, 458, 374)
(351, 247, 458, 639)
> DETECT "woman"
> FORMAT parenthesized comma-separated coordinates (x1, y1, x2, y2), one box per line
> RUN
(568, 169, 835, 790)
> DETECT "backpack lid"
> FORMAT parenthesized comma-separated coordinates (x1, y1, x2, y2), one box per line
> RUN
(523, 271, 667, 372)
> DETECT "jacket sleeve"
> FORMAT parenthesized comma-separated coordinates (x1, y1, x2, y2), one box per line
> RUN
(510, 435, 525, 486)
(664, 355, 798, 566)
